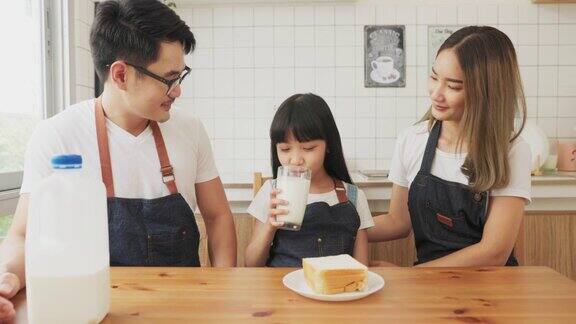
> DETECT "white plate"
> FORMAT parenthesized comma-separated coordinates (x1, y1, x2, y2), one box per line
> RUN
(370, 69, 400, 84)
(282, 269, 385, 302)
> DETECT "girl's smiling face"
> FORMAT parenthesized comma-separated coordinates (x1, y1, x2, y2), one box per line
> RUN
(276, 131, 327, 178)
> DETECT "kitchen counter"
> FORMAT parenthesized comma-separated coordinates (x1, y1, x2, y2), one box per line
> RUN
(212, 171, 576, 280)
(223, 171, 576, 212)
(12, 266, 576, 323)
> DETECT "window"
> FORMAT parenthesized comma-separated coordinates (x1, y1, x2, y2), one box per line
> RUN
(0, 214, 13, 242)
(0, 0, 47, 191)
(0, 0, 66, 237)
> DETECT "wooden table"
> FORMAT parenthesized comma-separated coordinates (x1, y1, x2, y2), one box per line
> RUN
(12, 266, 576, 323)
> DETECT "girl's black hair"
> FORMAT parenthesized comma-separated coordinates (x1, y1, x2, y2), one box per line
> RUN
(270, 93, 352, 184)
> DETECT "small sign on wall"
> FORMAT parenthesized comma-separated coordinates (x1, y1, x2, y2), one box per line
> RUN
(427, 25, 464, 73)
(364, 25, 405, 88)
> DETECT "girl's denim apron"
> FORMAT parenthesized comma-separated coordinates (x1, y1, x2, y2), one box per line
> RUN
(267, 179, 361, 267)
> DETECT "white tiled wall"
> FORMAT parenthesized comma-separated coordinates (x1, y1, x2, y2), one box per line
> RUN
(71, 0, 95, 103)
(173, 1, 576, 183)
(70, 1, 576, 183)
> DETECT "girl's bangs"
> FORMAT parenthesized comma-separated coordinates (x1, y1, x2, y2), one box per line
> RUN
(270, 105, 326, 144)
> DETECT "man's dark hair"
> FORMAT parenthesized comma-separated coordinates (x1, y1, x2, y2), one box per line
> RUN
(90, 0, 195, 82)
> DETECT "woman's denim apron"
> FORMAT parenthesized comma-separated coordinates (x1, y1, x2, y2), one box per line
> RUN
(408, 120, 518, 266)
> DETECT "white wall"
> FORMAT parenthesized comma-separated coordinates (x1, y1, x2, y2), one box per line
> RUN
(70, 1, 576, 183)
(173, 1, 576, 183)
(70, 0, 95, 104)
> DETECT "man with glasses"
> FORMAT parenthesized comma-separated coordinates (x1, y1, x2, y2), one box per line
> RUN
(0, 0, 237, 320)
(123, 62, 191, 97)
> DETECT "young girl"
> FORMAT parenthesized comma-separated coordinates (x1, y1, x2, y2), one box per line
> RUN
(245, 93, 374, 267)
(368, 26, 531, 267)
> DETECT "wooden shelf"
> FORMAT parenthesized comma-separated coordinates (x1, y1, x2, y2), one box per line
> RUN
(176, 0, 354, 5)
(532, 0, 576, 3)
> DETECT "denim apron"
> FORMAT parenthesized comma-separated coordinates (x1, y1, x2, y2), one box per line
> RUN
(95, 98, 201, 266)
(267, 179, 361, 267)
(408, 120, 518, 266)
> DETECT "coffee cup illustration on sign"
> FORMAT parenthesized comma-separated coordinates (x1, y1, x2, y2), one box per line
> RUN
(370, 56, 400, 84)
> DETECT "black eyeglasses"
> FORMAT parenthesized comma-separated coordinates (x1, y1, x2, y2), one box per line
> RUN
(124, 62, 191, 95)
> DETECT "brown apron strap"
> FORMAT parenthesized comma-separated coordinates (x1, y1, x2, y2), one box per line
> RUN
(94, 97, 179, 197)
(333, 179, 348, 204)
(149, 121, 178, 195)
(95, 98, 115, 198)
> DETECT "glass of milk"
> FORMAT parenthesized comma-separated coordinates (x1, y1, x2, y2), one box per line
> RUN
(275, 166, 311, 231)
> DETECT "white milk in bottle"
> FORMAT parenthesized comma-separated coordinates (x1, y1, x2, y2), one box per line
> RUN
(26, 154, 110, 324)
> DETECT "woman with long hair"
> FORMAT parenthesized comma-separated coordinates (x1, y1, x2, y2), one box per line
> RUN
(368, 26, 531, 266)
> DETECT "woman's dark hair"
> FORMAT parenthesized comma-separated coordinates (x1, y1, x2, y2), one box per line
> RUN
(90, 0, 196, 82)
(270, 93, 352, 184)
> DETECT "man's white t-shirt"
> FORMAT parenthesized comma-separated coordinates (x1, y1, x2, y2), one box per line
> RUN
(388, 122, 532, 203)
(20, 99, 219, 211)
(247, 180, 375, 230)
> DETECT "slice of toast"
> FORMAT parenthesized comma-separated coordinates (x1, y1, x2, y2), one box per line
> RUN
(303, 254, 367, 295)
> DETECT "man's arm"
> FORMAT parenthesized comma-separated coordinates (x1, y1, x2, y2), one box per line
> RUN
(0, 194, 28, 287)
(195, 177, 237, 267)
(0, 194, 29, 321)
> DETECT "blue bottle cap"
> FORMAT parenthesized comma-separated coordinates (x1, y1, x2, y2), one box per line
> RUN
(51, 154, 82, 169)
